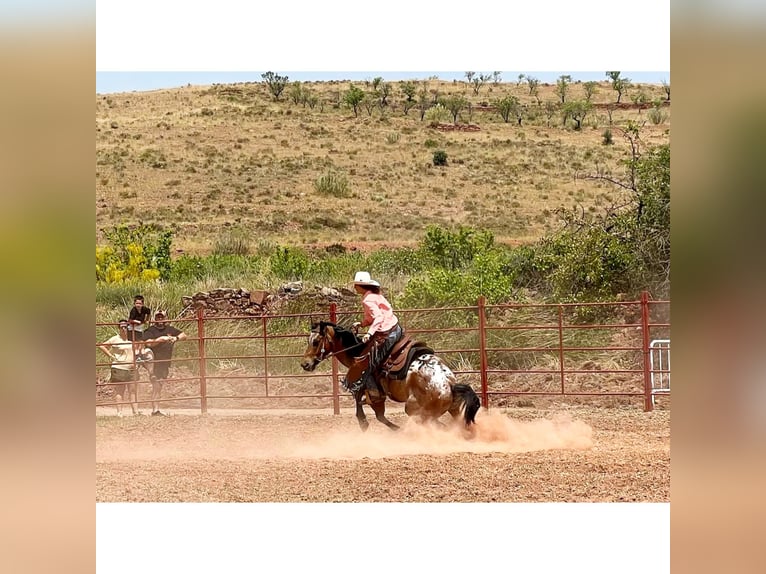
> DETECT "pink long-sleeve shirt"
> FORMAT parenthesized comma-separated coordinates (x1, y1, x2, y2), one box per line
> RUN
(360, 292, 399, 336)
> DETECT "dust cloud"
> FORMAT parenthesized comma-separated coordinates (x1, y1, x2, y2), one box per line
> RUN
(97, 411, 592, 462)
(282, 411, 593, 460)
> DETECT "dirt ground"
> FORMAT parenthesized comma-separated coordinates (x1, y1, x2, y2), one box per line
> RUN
(95, 403, 669, 502)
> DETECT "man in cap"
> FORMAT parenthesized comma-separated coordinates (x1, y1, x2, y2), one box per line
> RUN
(142, 310, 188, 416)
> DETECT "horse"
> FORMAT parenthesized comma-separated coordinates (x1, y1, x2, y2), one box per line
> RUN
(300, 321, 481, 431)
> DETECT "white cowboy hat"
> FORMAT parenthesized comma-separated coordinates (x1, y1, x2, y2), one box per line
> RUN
(353, 271, 380, 287)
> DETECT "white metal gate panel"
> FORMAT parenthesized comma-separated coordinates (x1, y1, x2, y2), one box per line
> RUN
(650, 339, 670, 405)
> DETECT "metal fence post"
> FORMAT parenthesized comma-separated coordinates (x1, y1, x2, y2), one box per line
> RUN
(477, 296, 489, 409)
(262, 316, 269, 397)
(558, 304, 566, 395)
(641, 291, 653, 412)
(330, 303, 340, 415)
(196, 307, 207, 414)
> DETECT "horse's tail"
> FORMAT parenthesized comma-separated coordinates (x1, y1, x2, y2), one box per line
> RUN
(451, 383, 481, 426)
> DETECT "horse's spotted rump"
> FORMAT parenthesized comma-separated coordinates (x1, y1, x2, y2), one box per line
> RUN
(410, 354, 453, 399)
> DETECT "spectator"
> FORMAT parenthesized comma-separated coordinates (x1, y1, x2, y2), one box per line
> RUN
(98, 319, 139, 416)
(128, 294, 151, 341)
(142, 310, 188, 416)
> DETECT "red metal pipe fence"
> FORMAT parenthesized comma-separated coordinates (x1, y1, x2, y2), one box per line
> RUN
(95, 291, 670, 414)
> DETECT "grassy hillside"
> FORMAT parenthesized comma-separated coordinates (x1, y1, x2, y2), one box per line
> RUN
(95, 75, 670, 254)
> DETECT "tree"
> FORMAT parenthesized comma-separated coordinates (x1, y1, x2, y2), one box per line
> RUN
(441, 94, 468, 124)
(464, 71, 476, 83)
(492, 71, 502, 85)
(344, 84, 365, 117)
(526, 76, 540, 96)
(606, 71, 631, 103)
(583, 81, 598, 103)
(661, 78, 670, 101)
(400, 81, 417, 102)
(563, 100, 592, 130)
(544, 101, 559, 127)
(471, 73, 491, 95)
(261, 71, 289, 101)
(416, 87, 431, 121)
(496, 95, 520, 123)
(377, 82, 392, 107)
(288, 81, 303, 105)
(555, 74, 572, 103)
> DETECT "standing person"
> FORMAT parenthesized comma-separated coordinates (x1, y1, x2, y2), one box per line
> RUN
(348, 271, 403, 398)
(98, 319, 139, 416)
(142, 310, 187, 416)
(128, 294, 151, 342)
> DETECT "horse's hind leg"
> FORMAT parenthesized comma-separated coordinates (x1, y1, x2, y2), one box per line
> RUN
(370, 399, 400, 431)
(353, 391, 369, 431)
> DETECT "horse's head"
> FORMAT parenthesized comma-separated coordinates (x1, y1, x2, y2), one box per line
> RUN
(300, 321, 335, 371)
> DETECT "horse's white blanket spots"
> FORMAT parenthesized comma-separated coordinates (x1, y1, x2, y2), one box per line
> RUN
(410, 354, 453, 399)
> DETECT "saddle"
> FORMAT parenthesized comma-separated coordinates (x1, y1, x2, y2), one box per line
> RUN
(345, 331, 435, 384)
(380, 333, 434, 380)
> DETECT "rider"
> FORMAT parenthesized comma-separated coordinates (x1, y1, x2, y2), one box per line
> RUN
(349, 271, 403, 398)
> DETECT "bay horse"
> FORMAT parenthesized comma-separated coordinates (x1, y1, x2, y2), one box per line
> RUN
(300, 321, 480, 431)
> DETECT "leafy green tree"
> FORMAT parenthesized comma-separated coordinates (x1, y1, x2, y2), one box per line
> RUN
(606, 71, 631, 103)
(563, 100, 592, 130)
(554, 74, 572, 103)
(289, 81, 304, 105)
(441, 94, 468, 123)
(400, 81, 417, 102)
(471, 73, 491, 95)
(261, 71, 289, 101)
(526, 76, 540, 96)
(583, 81, 598, 102)
(344, 84, 365, 117)
(496, 95, 520, 123)
(416, 87, 431, 121)
(97, 224, 173, 283)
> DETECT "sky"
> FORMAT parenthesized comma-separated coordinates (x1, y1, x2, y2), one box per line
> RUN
(96, 1, 670, 95)
(96, 70, 669, 95)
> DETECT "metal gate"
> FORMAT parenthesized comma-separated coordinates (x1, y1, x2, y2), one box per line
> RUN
(649, 339, 670, 406)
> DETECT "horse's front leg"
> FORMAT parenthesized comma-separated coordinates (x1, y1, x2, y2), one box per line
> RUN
(370, 397, 400, 431)
(353, 390, 369, 431)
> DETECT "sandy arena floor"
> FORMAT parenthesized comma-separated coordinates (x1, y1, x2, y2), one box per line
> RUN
(96, 404, 669, 502)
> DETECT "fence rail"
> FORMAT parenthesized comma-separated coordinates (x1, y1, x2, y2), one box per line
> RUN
(95, 291, 670, 414)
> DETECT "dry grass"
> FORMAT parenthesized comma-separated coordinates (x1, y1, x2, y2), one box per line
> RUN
(96, 78, 670, 253)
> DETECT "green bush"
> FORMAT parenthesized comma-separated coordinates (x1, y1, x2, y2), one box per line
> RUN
(432, 150, 448, 166)
(602, 129, 613, 145)
(170, 255, 206, 282)
(97, 224, 172, 283)
(269, 247, 310, 280)
(418, 224, 494, 270)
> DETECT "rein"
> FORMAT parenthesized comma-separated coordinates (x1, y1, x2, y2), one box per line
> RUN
(315, 332, 365, 362)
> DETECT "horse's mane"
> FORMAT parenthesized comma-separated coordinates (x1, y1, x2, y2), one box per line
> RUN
(316, 321, 363, 358)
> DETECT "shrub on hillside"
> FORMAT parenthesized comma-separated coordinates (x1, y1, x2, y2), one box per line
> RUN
(314, 171, 350, 197)
(97, 224, 172, 283)
(432, 150, 448, 166)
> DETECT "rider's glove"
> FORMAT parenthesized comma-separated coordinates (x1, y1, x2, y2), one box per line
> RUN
(361, 333, 371, 343)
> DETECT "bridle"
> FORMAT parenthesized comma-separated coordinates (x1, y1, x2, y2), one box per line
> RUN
(309, 326, 365, 363)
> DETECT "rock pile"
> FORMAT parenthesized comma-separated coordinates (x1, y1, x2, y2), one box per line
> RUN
(178, 283, 357, 318)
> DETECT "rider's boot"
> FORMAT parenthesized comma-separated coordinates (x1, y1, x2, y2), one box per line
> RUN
(362, 371, 382, 398)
